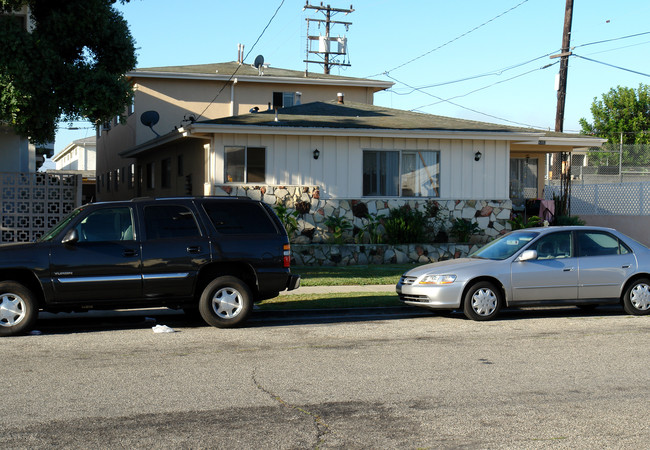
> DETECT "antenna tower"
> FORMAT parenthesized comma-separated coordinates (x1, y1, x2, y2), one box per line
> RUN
(303, 2, 354, 74)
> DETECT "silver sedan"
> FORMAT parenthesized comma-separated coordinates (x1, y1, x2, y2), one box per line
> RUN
(396, 226, 650, 320)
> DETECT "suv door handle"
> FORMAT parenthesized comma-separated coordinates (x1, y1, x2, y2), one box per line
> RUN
(187, 246, 201, 254)
(123, 249, 138, 257)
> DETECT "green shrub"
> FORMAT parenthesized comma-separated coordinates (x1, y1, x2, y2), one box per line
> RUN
(274, 203, 299, 237)
(450, 218, 481, 243)
(324, 215, 352, 244)
(554, 215, 586, 226)
(384, 206, 428, 244)
(508, 215, 542, 230)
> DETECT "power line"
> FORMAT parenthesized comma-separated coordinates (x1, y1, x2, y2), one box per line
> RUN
(411, 60, 559, 110)
(384, 74, 546, 129)
(194, 0, 285, 123)
(386, 49, 559, 95)
(573, 54, 650, 78)
(367, 0, 531, 78)
(573, 30, 650, 50)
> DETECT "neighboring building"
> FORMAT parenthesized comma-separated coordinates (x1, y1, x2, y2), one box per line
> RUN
(96, 61, 392, 200)
(51, 136, 96, 171)
(50, 136, 97, 204)
(0, 6, 53, 173)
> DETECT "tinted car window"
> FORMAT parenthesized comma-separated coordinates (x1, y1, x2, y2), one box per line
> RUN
(75, 207, 134, 242)
(578, 231, 630, 257)
(144, 205, 200, 239)
(203, 201, 277, 235)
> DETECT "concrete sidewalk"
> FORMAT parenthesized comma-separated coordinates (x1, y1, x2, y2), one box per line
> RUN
(281, 284, 395, 295)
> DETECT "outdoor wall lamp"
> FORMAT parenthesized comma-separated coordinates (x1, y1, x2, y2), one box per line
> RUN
(313, 149, 320, 160)
(474, 151, 482, 161)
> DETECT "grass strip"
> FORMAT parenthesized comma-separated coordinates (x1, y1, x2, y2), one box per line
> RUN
(258, 292, 401, 310)
(293, 264, 416, 286)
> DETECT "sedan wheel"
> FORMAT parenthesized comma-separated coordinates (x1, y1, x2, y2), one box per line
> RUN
(623, 278, 650, 315)
(199, 276, 252, 328)
(463, 281, 502, 321)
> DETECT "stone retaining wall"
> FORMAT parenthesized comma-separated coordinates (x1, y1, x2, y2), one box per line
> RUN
(214, 184, 512, 246)
(292, 243, 480, 266)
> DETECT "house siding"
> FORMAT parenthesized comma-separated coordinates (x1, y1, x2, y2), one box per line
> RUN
(209, 133, 510, 200)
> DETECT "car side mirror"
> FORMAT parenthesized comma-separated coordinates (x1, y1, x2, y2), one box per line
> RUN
(518, 249, 537, 262)
(62, 229, 79, 245)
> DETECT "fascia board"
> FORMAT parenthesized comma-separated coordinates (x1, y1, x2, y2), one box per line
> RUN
(127, 71, 393, 89)
(516, 137, 607, 147)
(186, 124, 542, 141)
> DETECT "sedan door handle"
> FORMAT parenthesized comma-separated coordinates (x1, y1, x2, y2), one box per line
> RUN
(563, 267, 575, 272)
(187, 246, 201, 254)
(622, 264, 631, 269)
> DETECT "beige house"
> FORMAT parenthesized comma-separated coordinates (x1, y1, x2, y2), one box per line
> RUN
(120, 99, 603, 200)
(96, 62, 392, 200)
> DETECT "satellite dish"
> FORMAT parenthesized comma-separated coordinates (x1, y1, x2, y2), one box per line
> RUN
(253, 55, 265, 69)
(140, 110, 160, 137)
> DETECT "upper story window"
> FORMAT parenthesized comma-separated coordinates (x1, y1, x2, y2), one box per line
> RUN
(363, 150, 440, 197)
(272, 92, 298, 109)
(225, 146, 265, 183)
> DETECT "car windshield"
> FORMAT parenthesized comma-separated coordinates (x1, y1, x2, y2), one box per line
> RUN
(37, 208, 84, 242)
(470, 230, 539, 260)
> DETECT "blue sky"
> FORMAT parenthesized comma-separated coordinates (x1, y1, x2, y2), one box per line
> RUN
(53, 0, 650, 152)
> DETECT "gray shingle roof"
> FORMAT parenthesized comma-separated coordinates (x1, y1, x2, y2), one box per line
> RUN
(196, 100, 591, 139)
(130, 61, 380, 83)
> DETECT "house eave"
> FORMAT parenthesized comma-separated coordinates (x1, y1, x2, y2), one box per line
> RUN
(127, 71, 393, 91)
(185, 123, 543, 141)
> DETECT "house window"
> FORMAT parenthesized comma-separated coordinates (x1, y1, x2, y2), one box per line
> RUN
(106, 172, 112, 192)
(225, 146, 265, 183)
(114, 169, 119, 191)
(146, 162, 155, 189)
(363, 150, 440, 197)
(161, 158, 172, 188)
(127, 164, 134, 189)
(510, 157, 538, 201)
(128, 95, 135, 116)
(177, 155, 184, 176)
(272, 92, 296, 109)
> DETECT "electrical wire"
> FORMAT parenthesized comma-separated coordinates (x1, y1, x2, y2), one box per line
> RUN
(384, 74, 547, 129)
(573, 30, 650, 50)
(573, 54, 650, 78)
(386, 49, 559, 95)
(193, 0, 285, 123)
(366, 0, 531, 78)
(410, 60, 558, 110)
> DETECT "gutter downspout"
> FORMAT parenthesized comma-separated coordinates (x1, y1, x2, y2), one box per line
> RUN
(230, 78, 238, 116)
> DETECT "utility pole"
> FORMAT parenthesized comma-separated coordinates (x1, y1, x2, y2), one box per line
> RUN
(554, 0, 574, 132)
(303, 2, 354, 75)
(551, 0, 574, 217)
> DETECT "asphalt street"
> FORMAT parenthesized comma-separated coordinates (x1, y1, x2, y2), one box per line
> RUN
(3, 304, 650, 448)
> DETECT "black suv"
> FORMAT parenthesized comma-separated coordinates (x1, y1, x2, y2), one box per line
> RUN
(0, 197, 300, 336)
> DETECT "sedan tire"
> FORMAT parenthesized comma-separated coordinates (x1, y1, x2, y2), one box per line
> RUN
(463, 281, 502, 321)
(199, 276, 252, 328)
(623, 278, 650, 315)
(0, 281, 38, 337)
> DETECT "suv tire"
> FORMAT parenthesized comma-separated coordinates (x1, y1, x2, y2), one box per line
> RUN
(0, 281, 38, 337)
(199, 276, 252, 328)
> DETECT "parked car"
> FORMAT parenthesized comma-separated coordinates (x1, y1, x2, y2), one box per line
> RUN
(397, 226, 650, 320)
(0, 197, 300, 336)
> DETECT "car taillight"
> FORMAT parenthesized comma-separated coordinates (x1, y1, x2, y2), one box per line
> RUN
(283, 244, 291, 268)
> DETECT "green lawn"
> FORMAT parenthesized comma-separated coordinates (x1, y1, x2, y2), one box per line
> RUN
(292, 263, 416, 286)
(258, 292, 401, 310)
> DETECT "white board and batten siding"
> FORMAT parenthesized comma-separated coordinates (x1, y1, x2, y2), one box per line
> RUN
(210, 133, 510, 200)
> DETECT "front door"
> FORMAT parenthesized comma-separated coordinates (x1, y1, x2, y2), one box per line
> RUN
(50, 206, 142, 302)
(510, 231, 578, 302)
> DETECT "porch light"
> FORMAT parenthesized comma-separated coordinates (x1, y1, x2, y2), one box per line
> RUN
(474, 151, 482, 161)
(313, 149, 320, 160)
